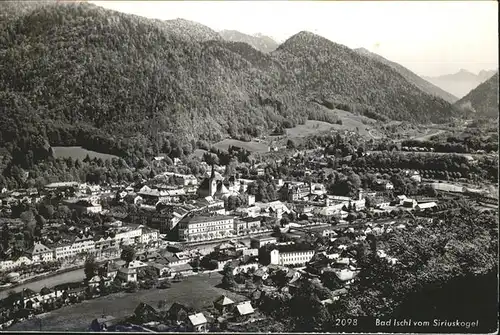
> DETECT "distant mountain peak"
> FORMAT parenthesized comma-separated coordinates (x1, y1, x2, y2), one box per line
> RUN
(219, 29, 278, 53)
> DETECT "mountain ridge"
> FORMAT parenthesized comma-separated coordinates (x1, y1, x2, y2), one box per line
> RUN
(0, 2, 460, 162)
(455, 72, 499, 119)
(354, 48, 458, 103)
(219, 29, 279, 53)
(423, 69, 497, 98)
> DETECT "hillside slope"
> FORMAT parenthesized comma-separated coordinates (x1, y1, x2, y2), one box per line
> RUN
(0, 3, 458, 162)
(272, 32, 456, 123)
(455, 72, 499, 119)
(219, 30, 279, 53)
(355, 48, 458, 103)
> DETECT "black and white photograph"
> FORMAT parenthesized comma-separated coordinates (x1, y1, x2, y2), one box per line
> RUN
(0, 0, 498, 333)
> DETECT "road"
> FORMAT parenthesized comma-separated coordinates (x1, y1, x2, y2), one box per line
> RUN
(0, 268, 84, 300)
(368, 150, 494, 158)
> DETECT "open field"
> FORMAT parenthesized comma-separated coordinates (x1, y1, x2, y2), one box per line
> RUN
(283, 109, 384, 140)
(411, 129, 447, 141)
(9, 273, 245, 332)
(213, 139, 269, 153)
(284, 120, 336, 138)
(190, 149, 208, 159)
(52, 146, 119, 161)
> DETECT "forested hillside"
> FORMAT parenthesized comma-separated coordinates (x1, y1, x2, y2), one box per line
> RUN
(455, 72, 499, 119)
(355, 48, 458, 103)
(272, 32, 457, 123)
(0, 3, 459, 169)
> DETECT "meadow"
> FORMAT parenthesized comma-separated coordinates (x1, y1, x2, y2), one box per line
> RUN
(9, 273, 245, 332)
(52, 146, 119, 161)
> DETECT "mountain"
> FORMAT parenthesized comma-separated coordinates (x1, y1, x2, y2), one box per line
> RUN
(272, 32, 456, 123)
(355, 48, 458, 103)
(160, 18, 222, 42)
(219, 30, 279, 53)
(424, 69, 497, 99)
(478, 70, 497, 82)
(455, 72, 499, 119)
(0, 3, 458, 163)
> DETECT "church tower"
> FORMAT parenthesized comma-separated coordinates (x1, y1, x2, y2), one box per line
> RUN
(209, 165, 217, 197)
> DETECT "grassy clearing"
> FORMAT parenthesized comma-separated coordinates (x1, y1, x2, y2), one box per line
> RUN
(284, 108, 384, 140)
(213, 139, 269, 153)
(52, 146, 119, 161)
(190, 149, 208, 159)
(10, 273, 245, 332)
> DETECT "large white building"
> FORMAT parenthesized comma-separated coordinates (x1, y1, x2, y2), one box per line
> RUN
(53, 235, 95, 260)
(178, 215, 234, 242)
(270, 247, 315, 266)
(114, 227, 143, 246)
(26, 242, 54, 263)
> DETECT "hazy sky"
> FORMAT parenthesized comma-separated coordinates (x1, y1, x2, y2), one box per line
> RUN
(92, 1, 498, 77)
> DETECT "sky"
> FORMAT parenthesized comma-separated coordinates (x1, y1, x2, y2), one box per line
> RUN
(91, 1, 498, 77)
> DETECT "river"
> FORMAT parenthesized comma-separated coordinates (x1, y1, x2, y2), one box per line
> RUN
(0, 268, 84, 300)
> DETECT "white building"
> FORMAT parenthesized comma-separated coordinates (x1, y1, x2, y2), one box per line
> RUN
(114, 227, 143, 245)
(415, 202, 437, 211)
(53, 235, 95, 260)
(139, 228, 159, 245)
(0, 256, 33, 272)
(270, 248, 315, 266)
(26, 242, 53, 263)
(178, 215, 234, 242)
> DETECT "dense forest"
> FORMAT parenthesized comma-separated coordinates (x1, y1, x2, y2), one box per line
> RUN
(455, 72, 499, 119)
(273, 31, 458, 123)
(0, 2, 461, 173)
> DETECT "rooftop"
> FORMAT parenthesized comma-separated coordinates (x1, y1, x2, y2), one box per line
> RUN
(188, 313, 207, 326)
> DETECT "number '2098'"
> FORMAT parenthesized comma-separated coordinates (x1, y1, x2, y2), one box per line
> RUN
(335, 319, 358, 326)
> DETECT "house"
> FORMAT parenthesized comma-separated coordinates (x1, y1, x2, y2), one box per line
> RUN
(139, 228, 159, 245)
(64, 199, 102, 214)
(187, 313, 208, 332)
(25, 242, 53, 263)
(167, 302, 192, 323)
(375, 180, 394, 191)
(402, 199, 417, 209)
(100, 261, 119, 280)
(415, 202, 437, 211)
(214, 295, 235, 314)
(235, 301, 254, 317)
(87, 275, 111, 288)
(250, 236, 277, 249)
(280, 182, 311, 202)
(152, 263, 170, 277)
(333, 268, 358, 285)
(233, 217, 261, 234)
(169, 263, 194, 277)
(89, 315, 117, 331)
(117, 267, 137, 283)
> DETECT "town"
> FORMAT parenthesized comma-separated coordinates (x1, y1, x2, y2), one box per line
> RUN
(0, 1, 498, 333)
(0, 134, 497, 331)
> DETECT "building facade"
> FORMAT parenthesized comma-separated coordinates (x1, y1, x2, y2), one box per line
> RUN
(178, 215, 234, 242)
